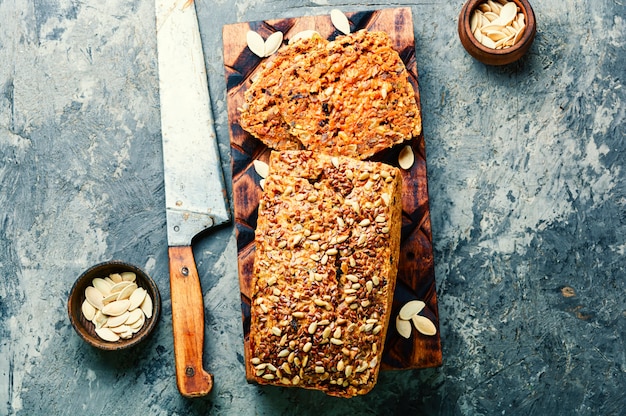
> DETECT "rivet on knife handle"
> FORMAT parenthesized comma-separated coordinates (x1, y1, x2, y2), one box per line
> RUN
(169, 246, 213, 397)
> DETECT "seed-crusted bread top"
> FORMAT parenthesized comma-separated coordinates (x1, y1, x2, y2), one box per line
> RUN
(239, 37, 327, 151)
(239, 30, 421, 160)
(249, 150, 403, 397)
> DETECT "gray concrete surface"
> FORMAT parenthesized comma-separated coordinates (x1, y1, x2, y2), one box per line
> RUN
(1, 0, 625, 415)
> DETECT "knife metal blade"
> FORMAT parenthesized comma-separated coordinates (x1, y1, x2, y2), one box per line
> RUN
(155, 0, 229, 397)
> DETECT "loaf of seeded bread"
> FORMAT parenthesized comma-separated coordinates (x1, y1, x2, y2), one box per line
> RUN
(249, 150, 402, 397)
(239, 30, 421, 160)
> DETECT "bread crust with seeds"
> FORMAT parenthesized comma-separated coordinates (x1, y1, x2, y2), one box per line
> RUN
(238, 36, 326, 151)
(239, 30, 421, 160)
(249, 150, 402, 397)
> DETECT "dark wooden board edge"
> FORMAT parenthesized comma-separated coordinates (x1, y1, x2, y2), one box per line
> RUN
(221, 7, 442, 378)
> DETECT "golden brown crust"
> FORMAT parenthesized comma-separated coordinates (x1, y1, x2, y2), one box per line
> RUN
(239, 30, 421, 159)
(239, 37, 327, 151)
(249, 150, 402, 397)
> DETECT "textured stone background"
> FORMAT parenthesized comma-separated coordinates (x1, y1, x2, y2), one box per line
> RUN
(1, 0, 624, 415)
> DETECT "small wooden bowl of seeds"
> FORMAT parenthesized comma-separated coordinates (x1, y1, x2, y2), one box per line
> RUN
(67, 261, 161, 350)
(458, 0, 536, 66)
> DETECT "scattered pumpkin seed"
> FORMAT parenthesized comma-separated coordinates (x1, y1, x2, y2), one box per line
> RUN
(289, 29, 321, 44)
(110, 324, 132, 334)
(396, 299, 437, 338)
(246, 30, 266, 58)
(493, 1, 517, 26)
(398, 300, 426, 320)
(246, 30, 285, 58)
(110, 281, 132, 293)
(253, 159, 270, 178)
(102, 292, 119, 305)
(398, 145, 415, 170)
(411, 314, 437, 336)
(396, 315, 412, 339)
(330, 9, 350, 35)
(129, 314, 145, 331)
(264, 31, 283, 57)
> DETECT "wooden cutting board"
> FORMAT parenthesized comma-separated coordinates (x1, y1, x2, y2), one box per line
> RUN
(222, 7, 442, 377)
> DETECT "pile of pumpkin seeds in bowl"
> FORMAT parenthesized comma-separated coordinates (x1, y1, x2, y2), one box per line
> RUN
(470, 0, 527, 49)
(81, 271, 154, 342)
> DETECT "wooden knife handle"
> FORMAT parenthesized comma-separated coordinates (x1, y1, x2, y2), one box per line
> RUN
(168, 245, 213, 397)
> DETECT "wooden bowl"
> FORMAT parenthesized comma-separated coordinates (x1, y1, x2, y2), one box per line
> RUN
(458, 0, 536, 66)
(68, 261, 161, 350)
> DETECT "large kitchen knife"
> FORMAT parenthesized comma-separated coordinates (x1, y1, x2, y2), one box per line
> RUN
(155, 0, 229, 397)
